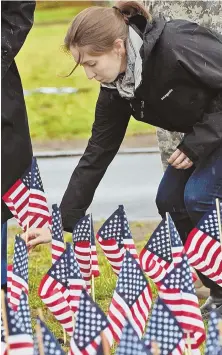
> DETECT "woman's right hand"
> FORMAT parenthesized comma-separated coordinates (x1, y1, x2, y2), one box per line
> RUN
(21, 228, 52, 249)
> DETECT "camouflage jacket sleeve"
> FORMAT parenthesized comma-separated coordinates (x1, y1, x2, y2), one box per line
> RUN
(144, 0, 222, 169)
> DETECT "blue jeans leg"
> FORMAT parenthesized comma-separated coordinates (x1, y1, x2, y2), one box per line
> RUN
(156, 145, 222, 292)
(1, 222, 7, 286)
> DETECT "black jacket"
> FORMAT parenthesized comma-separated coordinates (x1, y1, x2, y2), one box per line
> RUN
(61, 17, 222, 232)
(1, 1, 35, 224)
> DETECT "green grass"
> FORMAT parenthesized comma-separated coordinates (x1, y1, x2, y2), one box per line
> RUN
(15, 7, 155, 142)
(34, 6, 85, 25)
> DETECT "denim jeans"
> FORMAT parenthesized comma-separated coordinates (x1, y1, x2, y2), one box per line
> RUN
(156, 145, 222, 293)
(1, 222, 7, 286)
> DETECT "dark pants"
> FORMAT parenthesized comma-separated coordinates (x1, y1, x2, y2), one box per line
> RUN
(1, 222, 7, 286)
(156, 145, 222, 294)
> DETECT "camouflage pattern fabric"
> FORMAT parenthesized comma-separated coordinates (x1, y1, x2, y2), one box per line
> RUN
(144, 0, 222, 171)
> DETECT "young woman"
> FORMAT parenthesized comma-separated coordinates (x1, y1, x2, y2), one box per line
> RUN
(26, 2, 222, 315)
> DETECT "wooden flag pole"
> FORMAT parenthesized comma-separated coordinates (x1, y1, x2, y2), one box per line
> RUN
(1, 290, 10, 354)
(91, 274, 95, 302)
(151, 341, 160, 355)
(218, 319, 222, 346)
(36, 322, 45, 355)
(25, 215, 30, 246)
(215, 198, 222, 250)
(90, 213, 96, 302)
(63, 328, 67, 346)
(100, 331, 110, 355)
(186, 332, 192, 355)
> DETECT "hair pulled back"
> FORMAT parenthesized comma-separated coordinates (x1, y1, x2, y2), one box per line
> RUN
(64, 1, 151, 56)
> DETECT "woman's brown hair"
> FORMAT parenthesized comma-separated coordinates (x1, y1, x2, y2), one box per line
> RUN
(64, 1, 151, 75)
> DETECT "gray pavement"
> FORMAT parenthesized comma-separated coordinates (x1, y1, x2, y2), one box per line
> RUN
(9, 152, 163, 226)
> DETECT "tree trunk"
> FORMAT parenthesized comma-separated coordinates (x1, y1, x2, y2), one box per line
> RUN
(143, 0, 222, 170)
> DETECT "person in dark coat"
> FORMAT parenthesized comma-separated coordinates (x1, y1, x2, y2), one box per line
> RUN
(1, 1, 36, 287)
(25, 1, 222, 316)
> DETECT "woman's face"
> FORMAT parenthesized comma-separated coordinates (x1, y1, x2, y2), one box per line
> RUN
(70, 39, 126, 84)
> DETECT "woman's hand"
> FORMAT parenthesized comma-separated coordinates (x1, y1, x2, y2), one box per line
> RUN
(21, 228, 52, 249)
(168, 149, 193, 169)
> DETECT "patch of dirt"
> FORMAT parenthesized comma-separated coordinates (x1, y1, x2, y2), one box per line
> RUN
(32, 133, 158, 151)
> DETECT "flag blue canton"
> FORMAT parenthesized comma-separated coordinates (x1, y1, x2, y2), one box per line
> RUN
(66, 243, 82, 280)
(2, 298, 29, 336)
(13, 235, 28, 283)
(17, 292, 33, 336)
(167, 214, 183, 248)
(74, 289, 108, 350)
(144, 297, 184, 355)
(205, 310, 222, 355)
(97, 206, 124, 246)
(197, 201, 221, 242)
(163, 254, 195, 294)
(21, 165, 32, 189)
(48, 251, 68, 287)
(73, 214, 91, 242)
(52, 204, 63, 242)
(116, 251, 148, 307)
(116, 319, 149, 355)
(34, 318, 65, 355)
(146, 218, 172, 263)
(31, 158, 44, 191)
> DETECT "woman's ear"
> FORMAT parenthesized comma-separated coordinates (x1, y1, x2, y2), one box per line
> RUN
(113, 38, 125, 56)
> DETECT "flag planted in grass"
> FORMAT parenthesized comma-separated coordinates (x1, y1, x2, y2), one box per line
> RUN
(107, 251, 152, 343)
(16, 292, 33, 337)
(2, 158, 51, 232)
(159, 253, 205, 352)
(51, 204, 65, 264)
(2, 164, 31, 230)
(205, 310, 222, 355)
(73, 214, 99, 292)
(9, 236, 28, 311)
(144, 297, 185, 355)
(1, 294, 33, 354)
(96, 205, 138, 275)
(68, 289, 110, 355)
(185, 200, 222, 286)
(66, 243, 85, 313)
(140, 214, 185, 287)
(28, 157, 51, 229)
(33, 317, 65, 355)
(38, 250, 74, 336)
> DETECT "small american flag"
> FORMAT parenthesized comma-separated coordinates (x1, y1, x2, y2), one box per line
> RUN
(33, 317, 65, 355)
(73, 214, 100, 292)
(66, 243, 85, 313)
(167, 214, 184, 265)
(185, 200, 222, 286)
(17, 292, 33, 337)
(205, 310, 222, 355)
(159, 253, 205, 352)
(116, 319, 150, 355)
(144, 297, 185, 355)
(107, 250, 152, 343)
(139, 218, 173, 285)
(51, 204, 65, 264)
(9, 235, 28, 311)
(39, 251, 74, 336)
(96, 205, 138, 275)
(68, 289, 109, 355)
(1, 294, 33, 355)
(2, 164, 31, 230)
(28, 157, 51, 229)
